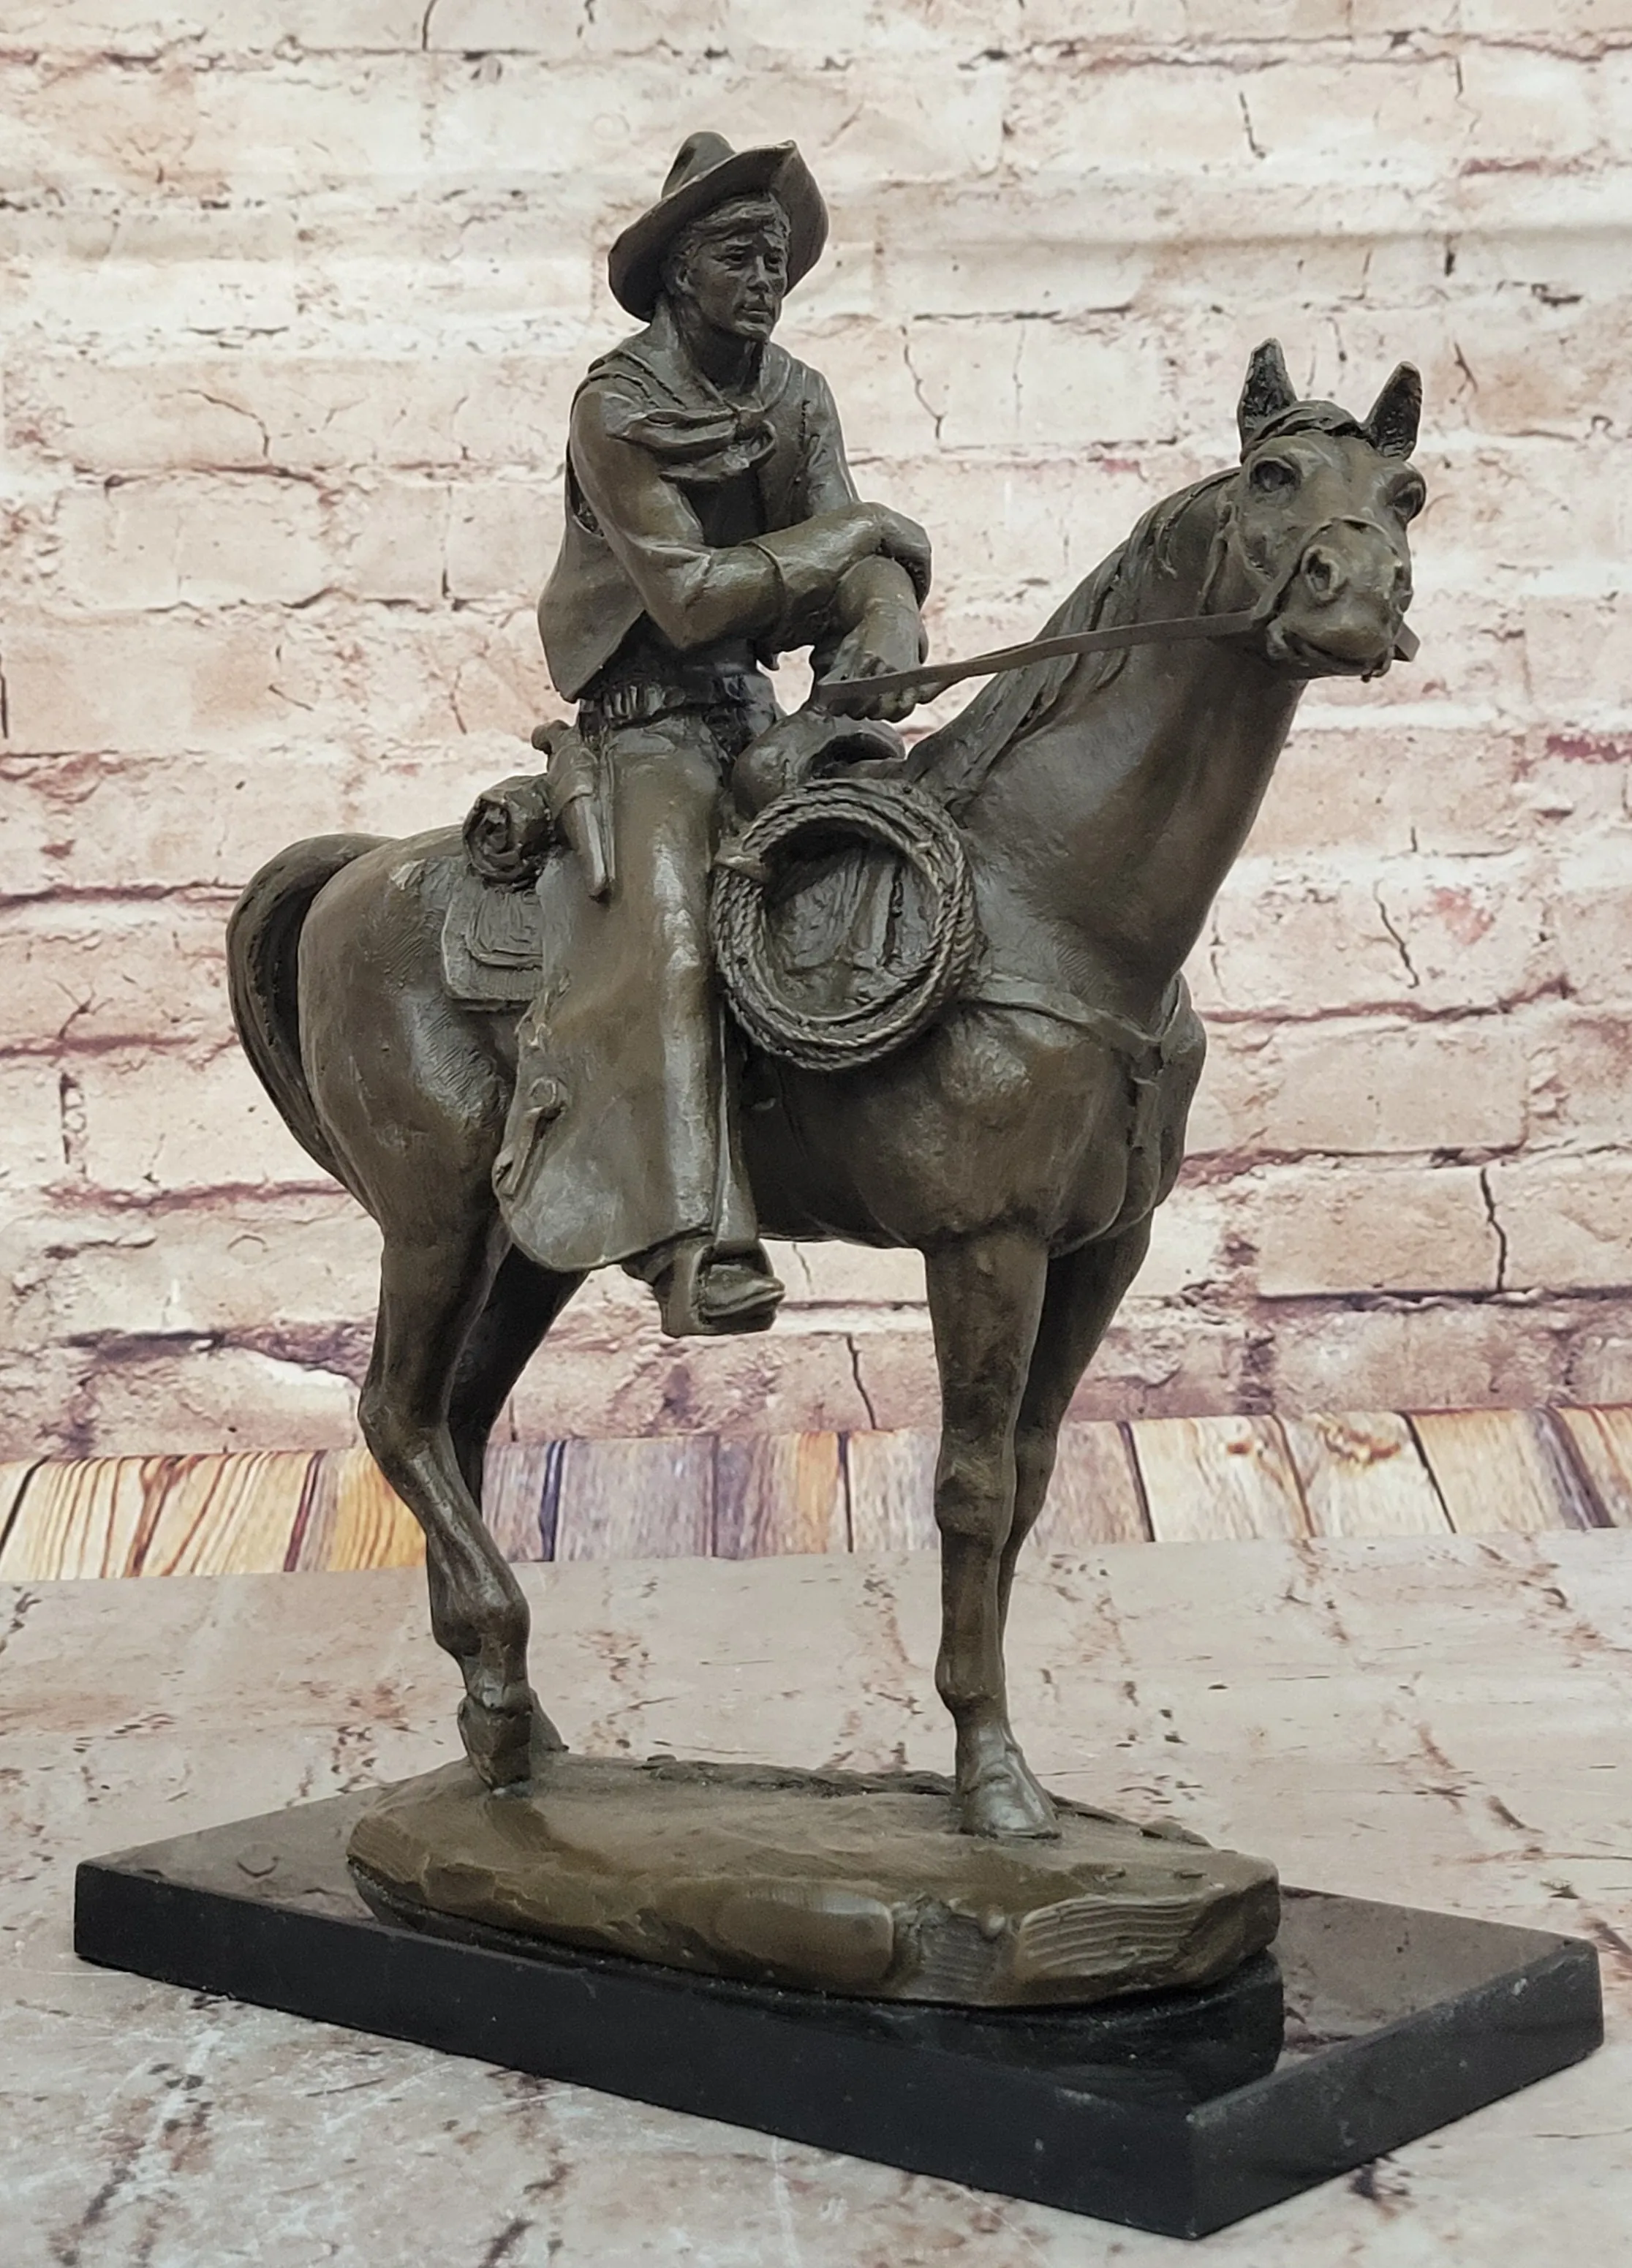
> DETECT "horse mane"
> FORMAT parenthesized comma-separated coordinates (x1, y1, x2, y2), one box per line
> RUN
(910, 466, 1237, 815)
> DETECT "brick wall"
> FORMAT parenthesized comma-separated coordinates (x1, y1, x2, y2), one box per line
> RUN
(2, 3, 1629, 1455)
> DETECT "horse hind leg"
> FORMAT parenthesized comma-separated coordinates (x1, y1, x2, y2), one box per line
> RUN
(359, 1220, 564, 1790)
(923, 1229, 1054, 1839)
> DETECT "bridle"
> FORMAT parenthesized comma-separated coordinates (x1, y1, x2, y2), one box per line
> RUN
(811, 467, 1418, 715)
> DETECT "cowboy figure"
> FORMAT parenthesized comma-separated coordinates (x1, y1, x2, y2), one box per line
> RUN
(499, 132, 932, 1337)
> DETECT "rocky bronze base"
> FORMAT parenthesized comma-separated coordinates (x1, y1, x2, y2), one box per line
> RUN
(74, 1789, 1603, 2238)
(345, 1754, 1280, 2005)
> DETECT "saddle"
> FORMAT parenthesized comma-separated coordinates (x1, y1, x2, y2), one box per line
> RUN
(439, 711, 921, 1018)
(439, 723, 605, 1010)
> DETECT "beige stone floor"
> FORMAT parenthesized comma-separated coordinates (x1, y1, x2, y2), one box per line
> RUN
(3, 1536, 1630, 2265)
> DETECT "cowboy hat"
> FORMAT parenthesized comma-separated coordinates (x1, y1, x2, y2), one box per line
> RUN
(608, 132, 828, 320)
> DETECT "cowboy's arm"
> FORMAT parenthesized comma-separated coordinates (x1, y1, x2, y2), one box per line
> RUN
(796, 368, 930, 607)
(795, 369, 930, 719)
(570, 386, 921, 654)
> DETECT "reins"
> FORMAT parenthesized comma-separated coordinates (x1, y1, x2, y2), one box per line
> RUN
(811, 606, 1268, 710)
(811, 516, 1418, 713)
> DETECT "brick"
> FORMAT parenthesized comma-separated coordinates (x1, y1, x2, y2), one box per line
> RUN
(427, 0, 761, 57)
(254, 603, 545, 745)
(75, 1342, 361, 1456)
(1431, 297, 1632, 441)
(333, 478, 449, 606)
(0, 56, 428, 202)
(0, 4, 428, 53)
(445, 477, 554, 604)
(1133, 1186, 1234, 1300)
(1191, 855, 1557, 1020)
(4, 1192, 377, 1342)
(1413, 436, 1625, 580)
(1486, 1153, 1632, 1292)
(343, 744, 515, 841)
(1249, 1162, 1500, 1296)
(1525, 1008, 1632, 1146)
(506, 1325, 878, 1439)
(420, 0, 604, 56)
(1245, 723, 1535, 862)
(1455, 45, 1606, 165)
(902, 317, 1177, 452)
(1078, 0, 1356, 36)
(0, 748, 360, 894)
(1521, 593, 1632, 718)
(8, 355, 586, 476)
(0, 1058, 67, 1188)
(879, 189, 1151, 321)
(792, 319, 940, 459)
(1008, 56, 1465, 181)
(52, 474, 328, 609)
(0, 899, 232, 1051)
(1, 4, 1630, 1460)
(1192, 1016, 1528, 1158)
(0, 1344, 96, 1459)
(1068, 1306, 1255, 1422)
(422, 57, 1005, 197)
(1269, 1297, 1574, 1414)
(1549, 840, 1632, 1009)
(772, 1243, 926, 1308)
(1564, 1300, 1632, 1406)
(1185, 872, 1403, 1019)
(853, 453, 1088, 608)
(6, 359, 283, 472)
(3, 611, 286, 753)
(74, 1045, 334, 1193)
(1296, 587, 1531, 720)
(1460, 0, 1632, 29)
(729, 0, 1027, 58)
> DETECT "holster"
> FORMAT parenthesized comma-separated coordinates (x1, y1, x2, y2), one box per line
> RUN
(532, 720, 613, 900)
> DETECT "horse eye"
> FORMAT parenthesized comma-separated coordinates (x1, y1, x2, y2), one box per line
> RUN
(1391, 474, 1427, 521)
(1250, 457, 1298, 494)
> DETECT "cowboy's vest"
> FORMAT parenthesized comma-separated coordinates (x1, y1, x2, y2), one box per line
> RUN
(537, 314, 847, 701)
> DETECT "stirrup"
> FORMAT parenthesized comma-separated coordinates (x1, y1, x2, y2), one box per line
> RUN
(651, 1240, 784, 1338)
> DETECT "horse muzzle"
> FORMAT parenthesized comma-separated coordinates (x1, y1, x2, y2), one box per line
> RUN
(1264, 521, 1413, 679)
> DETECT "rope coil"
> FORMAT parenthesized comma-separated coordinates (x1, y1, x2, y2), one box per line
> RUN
(711, 775, 981, 1074)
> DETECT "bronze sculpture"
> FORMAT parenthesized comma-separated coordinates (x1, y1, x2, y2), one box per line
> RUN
(64, 129, 1603, 2233)
(229, 135, 1423, 1873)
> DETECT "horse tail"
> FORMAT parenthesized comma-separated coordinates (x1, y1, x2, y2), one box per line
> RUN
(227, 835, 383, 1189)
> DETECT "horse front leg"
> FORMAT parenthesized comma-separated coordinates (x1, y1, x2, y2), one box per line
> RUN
(446, 1246, 584, 1510)
(1000, 1220, 1153, 1638)
(359, 1225, 564, 1793)
(923, 1230, 1053, 1838)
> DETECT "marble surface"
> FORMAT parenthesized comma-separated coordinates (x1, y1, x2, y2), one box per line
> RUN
(3, 1537, 1631, 2265)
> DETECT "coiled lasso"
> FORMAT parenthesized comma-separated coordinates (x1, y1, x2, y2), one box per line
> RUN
(710, 776, 981, 1074)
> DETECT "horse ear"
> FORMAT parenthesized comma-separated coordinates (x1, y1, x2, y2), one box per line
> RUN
(1238, 339, 1297, 451)
(1364, 361, 1422, 457)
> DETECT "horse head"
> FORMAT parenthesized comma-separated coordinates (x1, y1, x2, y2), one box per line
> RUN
(1226, 338, 1424, 680)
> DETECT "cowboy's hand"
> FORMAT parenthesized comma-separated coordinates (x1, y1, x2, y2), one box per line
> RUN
(820, 596, 927, 724)
(815, 552, 928, 723)
(863, 505, 932, 601)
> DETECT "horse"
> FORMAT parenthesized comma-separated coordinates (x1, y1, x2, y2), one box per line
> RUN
(228, 341, 1424, 1841)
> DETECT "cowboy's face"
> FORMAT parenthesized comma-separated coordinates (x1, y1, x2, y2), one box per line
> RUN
(674, 218, 790, 342)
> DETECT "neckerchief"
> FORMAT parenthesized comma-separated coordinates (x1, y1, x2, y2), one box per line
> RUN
(581, 301, 796, 486)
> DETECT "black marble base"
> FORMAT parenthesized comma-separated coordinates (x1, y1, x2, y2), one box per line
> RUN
(74, 1790, 1603, 2239)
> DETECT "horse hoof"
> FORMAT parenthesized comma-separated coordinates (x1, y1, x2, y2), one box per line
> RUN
(956, 1760, 1061, 1842)
(459, 1687, 564, 1793)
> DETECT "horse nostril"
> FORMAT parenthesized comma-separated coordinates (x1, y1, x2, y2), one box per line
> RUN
(1302, 545, 1345, 603)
